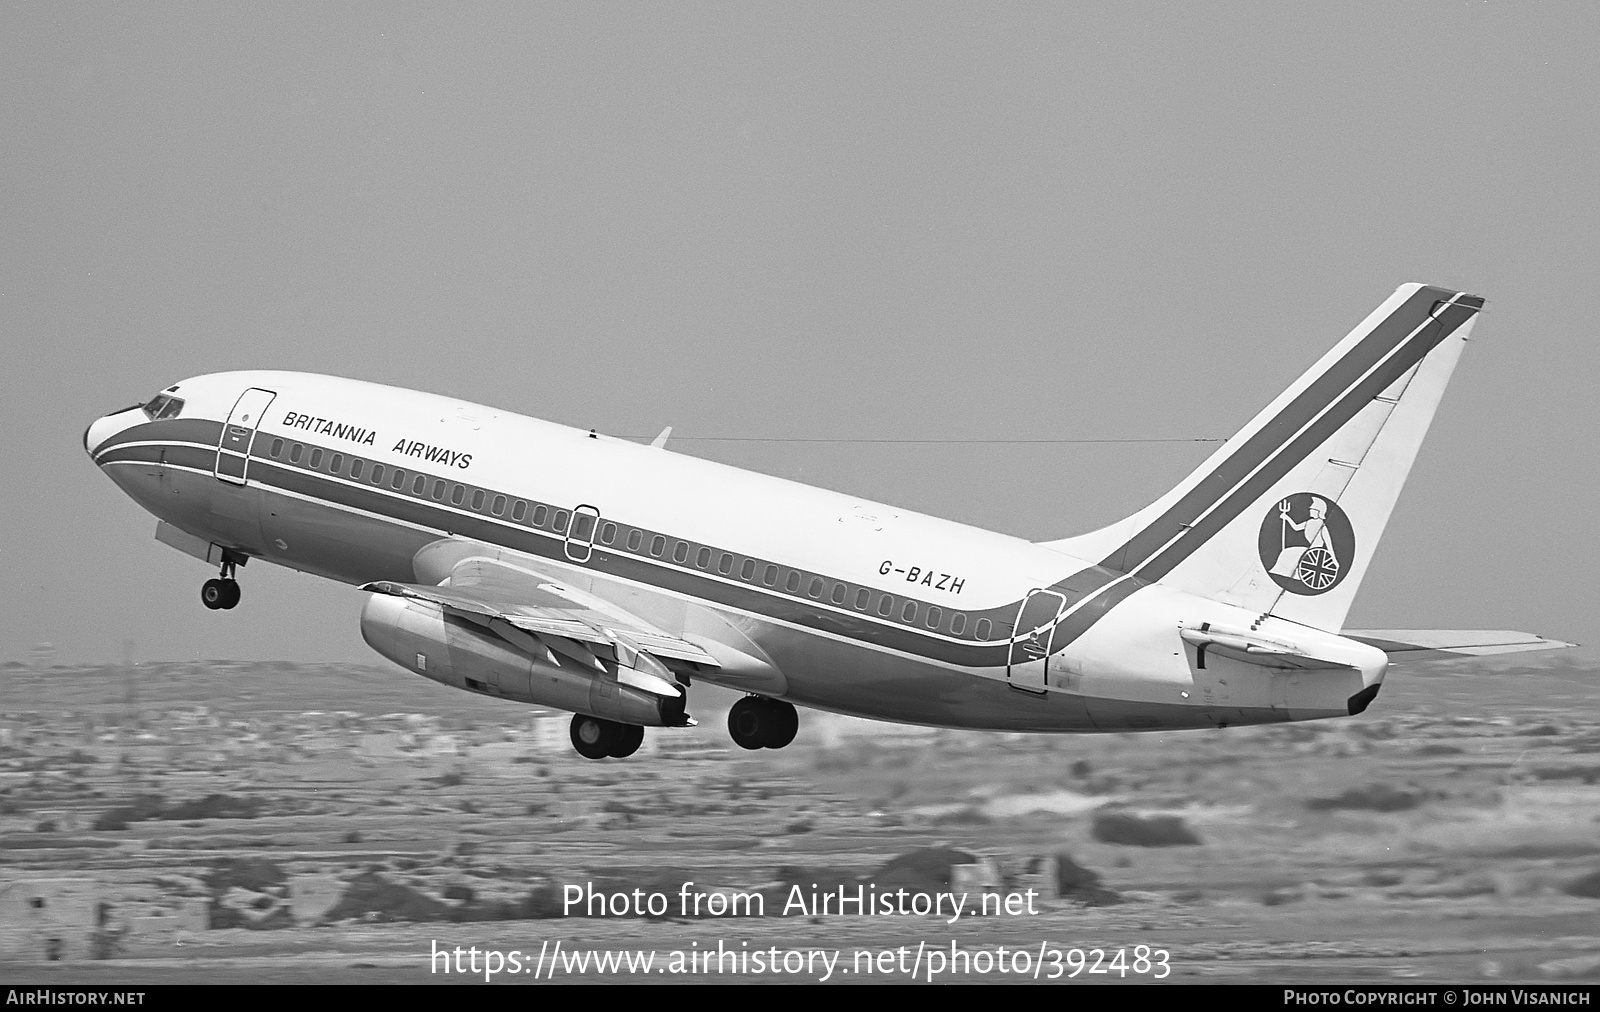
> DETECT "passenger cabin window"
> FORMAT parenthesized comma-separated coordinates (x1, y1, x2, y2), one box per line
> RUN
(432, 480, 446, 501)
(951, 613, 967, 636)
(902, 601, 917, 623)
(270, 438, 284, 457)
(926, 606, 942, 629)
(718, 553, 733, 575)
(370, 464, 384, 484)
(309, 448, 323, 469)
(532, 505, 547, 526)
(600, 522, 616, 545)
(877, 595, 893, 618)
(572, 512, 594, 540)
(651, 535, 666, 557)
(492, 495, 506, 516)
(855, 588, 870, 610)
(764, 564, 778, 587)
(672, 542, 688, 564)
(627, 530, 642, 551)
(830, 583, 846, 605)
(391, 469, 406, 490)
(330, 453, 343, 473)
(412, 474, 426, 495)
(471, 489, 485, 511)
(785, 571, 801, 593)
(975, 618, 992, 640)
(290, 443, 303, 464)
(511, 500, 527, 522)
(808, 577, 824, 599)
(696, 547, 711, 569)
(351, 460, 364, 480)
(452, 485, 466, 506)
(740, 559, 755, 581)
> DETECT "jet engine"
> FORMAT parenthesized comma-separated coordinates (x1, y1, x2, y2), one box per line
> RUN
(359, 593, 687, 727)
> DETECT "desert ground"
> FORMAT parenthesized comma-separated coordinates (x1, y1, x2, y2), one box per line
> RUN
(0, 653, 1596, 985)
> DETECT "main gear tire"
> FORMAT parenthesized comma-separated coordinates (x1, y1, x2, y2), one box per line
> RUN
(610, 724, 645, 758)
(570, 715, 621, 760)
(765, 701, 799, 749)
(728, 696, 771, 750)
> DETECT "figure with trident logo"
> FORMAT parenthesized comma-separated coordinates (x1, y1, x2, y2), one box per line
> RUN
(1268, 495, 1341, 590)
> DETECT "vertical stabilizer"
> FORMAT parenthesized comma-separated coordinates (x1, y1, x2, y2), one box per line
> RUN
(1043, 283, 1483, 631)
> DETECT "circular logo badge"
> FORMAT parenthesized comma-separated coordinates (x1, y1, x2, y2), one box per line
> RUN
(1257, 493, 1355, 596)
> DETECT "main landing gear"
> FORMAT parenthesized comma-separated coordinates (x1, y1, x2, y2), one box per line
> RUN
(570, 714, 645, 760)
(728, 695, 799, 750)
(201, 552, 245, 611)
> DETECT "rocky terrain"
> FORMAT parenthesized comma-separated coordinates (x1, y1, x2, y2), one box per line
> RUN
(0, 654, 1596, 984)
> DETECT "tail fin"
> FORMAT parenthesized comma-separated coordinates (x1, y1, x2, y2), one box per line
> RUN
(1043, 283, 1483, 632)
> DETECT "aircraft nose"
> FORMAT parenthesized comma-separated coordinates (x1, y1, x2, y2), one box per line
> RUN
(84, 412, 130, 458)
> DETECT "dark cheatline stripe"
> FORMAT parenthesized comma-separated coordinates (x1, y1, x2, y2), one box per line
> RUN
(1050, 292, 1480, 652)
(98, 442, 216, 471)
(103, 415, 1137, 670)
(102, 289, 1475, 681)
(260, 459, 1015, 667)
(94, 444, 159, 466)
(1032, 565, 1129, 641)
(105, 422, 1041, 669)
(1050, 575, 1148, 648)
(1046, 564, 1129, 607)
(1131, 297, 1479, 583)
(1099, 286, 1454, 574)
(94, 418, 224, 456)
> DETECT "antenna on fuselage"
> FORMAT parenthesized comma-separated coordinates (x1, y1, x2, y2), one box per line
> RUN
(650, 426, 672, 449)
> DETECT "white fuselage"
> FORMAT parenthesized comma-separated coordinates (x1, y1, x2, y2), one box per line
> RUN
(85, 370, 1387, 732)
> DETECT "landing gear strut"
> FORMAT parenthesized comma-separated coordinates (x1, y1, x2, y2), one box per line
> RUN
(201, 552, 245, 611)
(728, 695, 799, 750)
(570, 714, 645, 760)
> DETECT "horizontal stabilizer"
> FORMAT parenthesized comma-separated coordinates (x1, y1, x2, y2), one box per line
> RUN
(1344, 629, 1577, 661)
(1180, 623, 1360, 671)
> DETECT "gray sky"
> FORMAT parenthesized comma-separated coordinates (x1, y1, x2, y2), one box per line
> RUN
(3, 3, 1596, 665)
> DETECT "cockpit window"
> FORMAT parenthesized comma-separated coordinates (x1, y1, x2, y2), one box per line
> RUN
(141, 394, 185, 420)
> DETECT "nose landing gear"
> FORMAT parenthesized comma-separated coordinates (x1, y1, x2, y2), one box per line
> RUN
(201, 552, 245, 610)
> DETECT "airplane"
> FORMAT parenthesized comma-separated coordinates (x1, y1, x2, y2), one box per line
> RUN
(83, 283, 1572, 759)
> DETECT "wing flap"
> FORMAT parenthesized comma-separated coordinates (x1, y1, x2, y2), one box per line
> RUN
(362, 569, 721, 670)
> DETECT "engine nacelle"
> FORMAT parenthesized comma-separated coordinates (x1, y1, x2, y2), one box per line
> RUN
(359, 594, 684, 726)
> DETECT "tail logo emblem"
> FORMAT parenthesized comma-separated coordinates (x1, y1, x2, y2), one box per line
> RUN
(1258, 493, 1355, 596)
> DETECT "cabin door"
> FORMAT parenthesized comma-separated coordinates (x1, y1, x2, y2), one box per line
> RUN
(1007, 589, 1068, 694)
(563, 504, 602, 563)
(214, 388, 277, 485)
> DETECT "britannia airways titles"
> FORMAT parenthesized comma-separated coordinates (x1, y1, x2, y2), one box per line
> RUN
(278, 411, 472, 468)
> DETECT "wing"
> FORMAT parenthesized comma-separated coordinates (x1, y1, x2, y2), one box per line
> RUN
(362, 557, 720, 695)
(1343, 629, 1577, 661)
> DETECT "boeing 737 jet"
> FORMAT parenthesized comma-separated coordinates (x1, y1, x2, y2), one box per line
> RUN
(84, 283, 1570, 758)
